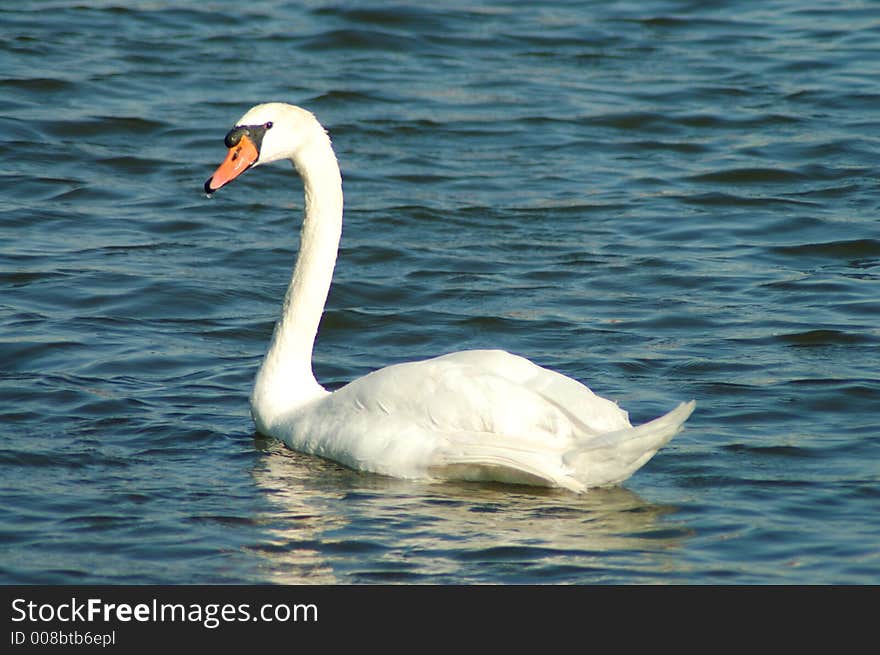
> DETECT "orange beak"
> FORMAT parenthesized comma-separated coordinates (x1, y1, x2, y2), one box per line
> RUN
(204, 134, 259, 194)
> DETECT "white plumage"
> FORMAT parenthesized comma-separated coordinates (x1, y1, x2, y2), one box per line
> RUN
(206, 102, 694, 493)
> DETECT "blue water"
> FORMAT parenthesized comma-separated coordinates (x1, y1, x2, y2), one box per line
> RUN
(1, 0, 878, 584)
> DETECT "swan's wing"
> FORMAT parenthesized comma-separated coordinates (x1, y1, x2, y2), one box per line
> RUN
(280, 350, 633, 482)
(430, 349, 632, 433)
(343, 349, 630, 437)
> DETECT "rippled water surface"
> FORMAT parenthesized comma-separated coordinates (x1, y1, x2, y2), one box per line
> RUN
(2, 1, 878, 584)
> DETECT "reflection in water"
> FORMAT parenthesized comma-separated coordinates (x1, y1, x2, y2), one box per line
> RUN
(249, 438, 690, 583)
(247, 440, 348, 584)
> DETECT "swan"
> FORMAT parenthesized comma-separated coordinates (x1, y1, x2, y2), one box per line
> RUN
(205, 102, 695, 493)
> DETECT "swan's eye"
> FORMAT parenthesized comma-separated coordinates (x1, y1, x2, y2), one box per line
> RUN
(265, 121, 273, 129)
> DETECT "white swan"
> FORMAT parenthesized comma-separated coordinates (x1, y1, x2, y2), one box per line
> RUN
(205, 102, 695, 493)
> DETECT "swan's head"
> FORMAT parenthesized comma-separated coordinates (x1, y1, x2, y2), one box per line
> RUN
(204, 102, 327, 194)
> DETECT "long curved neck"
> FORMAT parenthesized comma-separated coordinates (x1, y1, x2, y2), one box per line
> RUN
(251, 132, 342, 426)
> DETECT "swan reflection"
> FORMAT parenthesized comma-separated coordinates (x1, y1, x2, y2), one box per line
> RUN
(249, 439, 689, 583)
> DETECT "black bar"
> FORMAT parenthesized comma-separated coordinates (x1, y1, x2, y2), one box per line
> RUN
(1, 585, 871, 650)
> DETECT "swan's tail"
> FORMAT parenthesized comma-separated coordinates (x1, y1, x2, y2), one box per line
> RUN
(564, 400, 696, 488)
(428, 400, 695, 493)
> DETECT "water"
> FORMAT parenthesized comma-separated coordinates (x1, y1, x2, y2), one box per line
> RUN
(1, 0, 878, 585)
